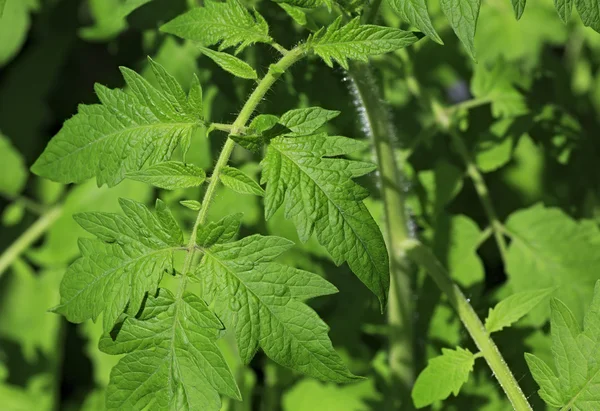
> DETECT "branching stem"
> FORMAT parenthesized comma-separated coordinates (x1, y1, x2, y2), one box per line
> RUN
(177, 45, 306, 299)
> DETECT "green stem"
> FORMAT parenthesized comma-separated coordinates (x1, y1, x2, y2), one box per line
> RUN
(0, 205, 63, 279)
(177, 45, 306, 297)
(449, 130, 509, 263)
(402, 239, 532, 411)
(348, 61, 414, 409)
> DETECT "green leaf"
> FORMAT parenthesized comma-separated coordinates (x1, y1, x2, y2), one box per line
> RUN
(485, 288, 554, 334)
(278, 3, 308, 26)
(160, 0, 272, 53)
(196, 213, 243, 248)
(52, 199, 183, 332)
(261, 133, 389, 307)
(283, 379, 381, 410)
(197, 233, 356, 382)
(555, 0, 573, 22)
(127, 161, 206, 190)
(0, 0, 34, 66)
(0, 0, 6, 17)
(274, 0, 326, 8)
(308, 17, 419, 69)
(1, 203, 24, 226)
(440, 0, 481, 60)
(99, 288, 240, 410)
(412, 347, 476, 408)
(198, 46, 258, 80)
(574, 0, 600, 31)
(180, 200, 202, 211)
(79, 0, 152, 40)
(220, 166, 265, 196)
(512, 0, 526, 19)
(505, 204, 600, 323)
(279, 107, 340, 134)
(31, 60, 202, 187)
(525, 283, 600, 409)
(0, 133, 27, 196)
(471, 61, 528, 117)
(386, 0, 443, 44)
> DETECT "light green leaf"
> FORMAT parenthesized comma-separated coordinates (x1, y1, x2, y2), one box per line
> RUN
(279, 107, 340, 134)
(0, 0, 34, 66)
(197, 234, 353, 381)
(308, 17, 418, 69)
(127, 161, 206, 190)
(474, 119, 519, 172)
(261, 133, 389, 307)
(196, 213, 243, 248)
(32, 60, 202, 187)
(79, 0, 152, 40)
(180, 200, 202, 211)
(0, 133, 27, 196)
(2, 202, 24, 226)
(220, 166, 265, 196)
(274, 0, 325, 8)
(485, 288, 554, 334)
(198, 46, 257, 79)
(512, 0, 527, 19)
(386, 0, 443, 44)
(283, 379, 381, 411)
(471, 61, 528, 117)
(440, 0, 481, 60)
(99, 289, 240, 410)
(278, 3, 308, 26)
(161, 0, 272, 53)
(555, 0, 573, 22)
(52, 199, 183, 332)
(574, 0, 600, 31)
(412, 347, 476, 408)
(525, 283, 600, 409)
(505, 204, 600, 323)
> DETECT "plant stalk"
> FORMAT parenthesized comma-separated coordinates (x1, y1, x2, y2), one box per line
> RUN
(0, 205, 63, 279)
(177, 45, 306, 297)
(348, 61, 414, 409)
(402, 239, 532, 411)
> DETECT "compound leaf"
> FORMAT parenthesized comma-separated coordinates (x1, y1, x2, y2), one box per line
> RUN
(99, 288, 240, 410)
(220, 166, 265, 196)
(32, 60, 202, 187)
(127, 161, 206, 189)
(412, 347, 476, 408)
(387, 0, 443, 44)
(261, 133, 389, 307)
(526, 283, 600, 409)
(161, 0, 271, 53)
(197, 234, 354, 382)
(440, 0, 481, 60)
(198, 46, 258, 79)
(52, 199, 183, 332)
(485, 288, 554, 334)
(308, 17, 418, 69)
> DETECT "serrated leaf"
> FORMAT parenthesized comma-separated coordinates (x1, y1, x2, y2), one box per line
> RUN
(160, 0, 272, 53)
(387, 0, 443, 44)
(199, 46, 258, 80)
(308, 17, 418, 69)
(485, 288, 554, 334)
(32, 60, 202, 187)
(512, 0, 526, 19)
(52, 199, 183, 332)
(220, 166, 265, 196)
(99, 288, 240, 410)
(274, 0, 325, 8)
(261, 133, 389, 307)
(505, 204, 600, 323)
(526, 283, 600, 409)
(555, 0, 573, 22)
(0, 133, 27, 196)
(180, 200, 202, 211)
(196, 213, 243, 248)
(127, 161, 206, 190)
(440, 0, 481, 60)
(574, 0, 600, 31)
(412, 347, 476, 408)
(279, 107, 340, 134)
(197, 234, 353, 382)
(278, 3, 308, 26)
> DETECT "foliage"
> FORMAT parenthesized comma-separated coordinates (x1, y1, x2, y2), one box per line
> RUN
(1, 0, 600, 410)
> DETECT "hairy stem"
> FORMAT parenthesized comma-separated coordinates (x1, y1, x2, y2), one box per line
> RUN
(402, 239, 532, 411)
(348, 62, 414, 409)
(448, 129, 509, 263)
(177, 45, 306, 298)
(0, 205, 63, 279)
